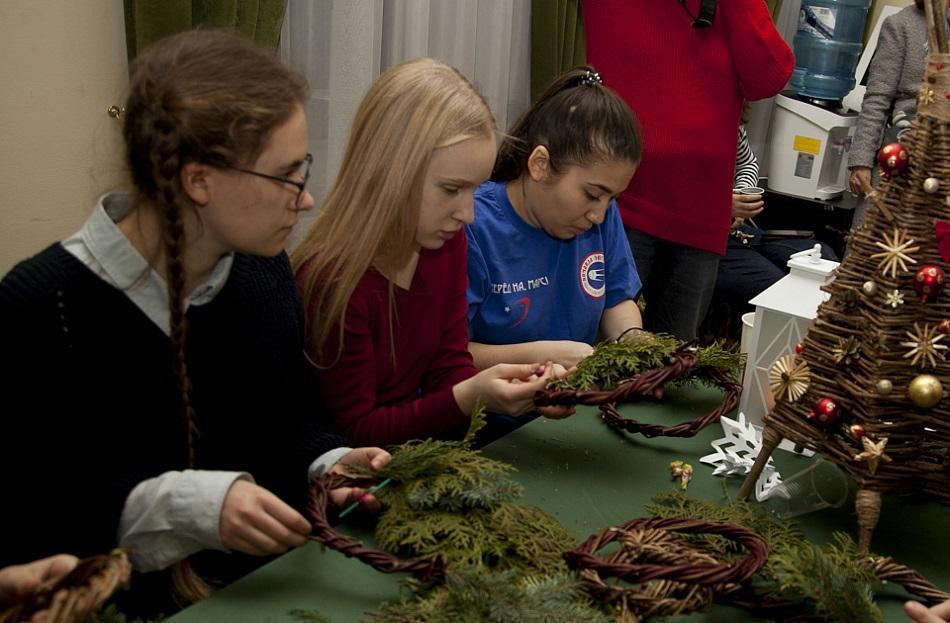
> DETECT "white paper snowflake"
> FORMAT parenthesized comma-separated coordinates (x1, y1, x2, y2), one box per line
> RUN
(699, 412, 784, 502)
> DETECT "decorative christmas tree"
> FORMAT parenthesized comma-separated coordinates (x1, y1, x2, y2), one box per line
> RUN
(739, 0, 950, 552)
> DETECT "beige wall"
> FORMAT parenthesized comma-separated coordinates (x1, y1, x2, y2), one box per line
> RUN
(869, 0, 914, 38)
(0, 0, 128, 274)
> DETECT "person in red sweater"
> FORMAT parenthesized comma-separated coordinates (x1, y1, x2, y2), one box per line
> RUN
(582, 0, 794, 340)
(293, 58, 559, 448)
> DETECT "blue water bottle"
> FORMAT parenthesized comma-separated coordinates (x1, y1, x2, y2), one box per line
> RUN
(790, 0, 871, 105)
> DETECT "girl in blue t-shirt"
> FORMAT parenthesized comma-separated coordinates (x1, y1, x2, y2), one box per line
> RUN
(466, 66, 644, 370)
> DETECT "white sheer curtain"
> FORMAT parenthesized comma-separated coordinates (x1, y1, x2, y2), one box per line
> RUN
(279, 0, 531, 246)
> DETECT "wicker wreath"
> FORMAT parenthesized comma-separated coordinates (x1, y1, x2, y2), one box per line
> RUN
(563, 517, 769, 621)
(306, 472, 445, 580)
(534, 347, 742, 438)
(0, 550, 131, 623)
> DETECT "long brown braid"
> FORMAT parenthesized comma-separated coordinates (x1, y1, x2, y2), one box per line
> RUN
(120, 29, 308, 604)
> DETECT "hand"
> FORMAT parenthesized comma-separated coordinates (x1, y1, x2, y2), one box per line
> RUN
(454, 362, 552, 416)
(906, 599, 950, 622)
(730, 217, 744, 231)
(327, 447, 392, 512)
(536, 363, 576, 420)
(731, 192, 764, 220)
(0, 554, 78, 609)
(849, 166, 873, 196)
(542, 340, 594, 369)
(219, 480, 311, 557)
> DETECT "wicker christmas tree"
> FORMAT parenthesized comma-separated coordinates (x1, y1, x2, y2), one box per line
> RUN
(739, 0, 950, 552)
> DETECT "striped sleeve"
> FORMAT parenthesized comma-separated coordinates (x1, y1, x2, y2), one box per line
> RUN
(733, 125, 759, 189)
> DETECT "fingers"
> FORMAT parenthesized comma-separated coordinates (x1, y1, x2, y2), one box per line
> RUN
(40, 555, 79, 585)
(537, 405, 575, 420)
(220, 482, 310, 557)
(491, 362, 544, 381)
(0, 554, 80, 608)
(905, 601, 950, 623)
(328, 486, 384, 513)
(336, 447, 392, 474)
(931, 600, 950, 618)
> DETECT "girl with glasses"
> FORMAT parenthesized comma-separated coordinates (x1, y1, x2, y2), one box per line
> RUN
(294, 58, 560, 448)
(0, 30, 389, 617)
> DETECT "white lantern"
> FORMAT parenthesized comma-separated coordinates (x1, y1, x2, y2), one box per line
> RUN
(739, 244, 839, 428)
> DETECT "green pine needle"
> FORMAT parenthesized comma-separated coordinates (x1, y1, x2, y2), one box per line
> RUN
(547, 333, 741, 391)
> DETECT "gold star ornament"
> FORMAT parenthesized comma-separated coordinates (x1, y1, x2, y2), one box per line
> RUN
(919, 86, 936, 107)
(769, 354, 811, 402)
(853, 436, 892, 475)
(871, 227, 920, 279)
(901, 322, 948, 368)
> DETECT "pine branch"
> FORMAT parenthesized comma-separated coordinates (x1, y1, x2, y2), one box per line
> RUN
(364, 569, 613, 623)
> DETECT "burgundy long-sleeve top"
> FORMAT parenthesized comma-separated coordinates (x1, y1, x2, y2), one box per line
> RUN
(300, 231, 476, 447)
(582, 0, 794, 255)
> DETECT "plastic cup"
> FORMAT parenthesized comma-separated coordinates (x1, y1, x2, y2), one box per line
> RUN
(767, 457, 849, 519)
(734, 186, 765, 196)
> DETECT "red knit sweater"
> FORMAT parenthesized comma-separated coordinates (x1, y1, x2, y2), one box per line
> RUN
(300, 231, 476, 447)
(582, 0, 793, 254)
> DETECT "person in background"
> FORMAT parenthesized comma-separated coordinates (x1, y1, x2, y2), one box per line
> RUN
(466, 66, 642, 371)
(711, 125, 837, 328)
(0, 30, 389, 617)
(849, 0, 932, 199)
(581, 0, 793, 340)
(294, 58, 560, 449)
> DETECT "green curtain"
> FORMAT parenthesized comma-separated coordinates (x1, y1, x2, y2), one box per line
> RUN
(530, 0, 586, 103)
(124, 0, 288, 62)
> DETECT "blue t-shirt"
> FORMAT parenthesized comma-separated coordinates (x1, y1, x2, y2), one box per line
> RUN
(466, 180, 641, 346)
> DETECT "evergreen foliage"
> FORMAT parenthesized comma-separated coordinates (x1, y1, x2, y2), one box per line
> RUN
(84, 605, 163, 623)
(364, 569, 614, 623)
(646, 490, 886, 622)
(366, 409, 575, 574)
(288, 608, 332, 623)
(546, 333, 742, 391)
(770, 533, 883, 623)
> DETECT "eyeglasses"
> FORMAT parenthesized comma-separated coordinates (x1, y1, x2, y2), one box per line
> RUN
(227, 153, 313, 205)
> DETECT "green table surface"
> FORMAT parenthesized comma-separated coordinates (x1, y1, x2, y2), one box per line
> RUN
(170, 385, 949, 622)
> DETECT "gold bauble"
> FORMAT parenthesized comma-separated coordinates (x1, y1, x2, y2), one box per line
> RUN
(876, 379, 893, 395)
(908, 374, 943, 408)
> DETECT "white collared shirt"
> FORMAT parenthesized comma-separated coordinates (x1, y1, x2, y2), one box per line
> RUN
(63, 194, 349, 571)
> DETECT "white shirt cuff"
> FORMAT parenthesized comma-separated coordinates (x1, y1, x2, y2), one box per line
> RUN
(118, 470, 251, 572)
(308, 447, 352, 480)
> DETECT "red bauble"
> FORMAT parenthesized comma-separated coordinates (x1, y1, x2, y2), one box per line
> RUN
(849, 423, 866, 440)
(795, 342, 804, 354)
(914, 265, 946, 302)
(940, 319, 950, 335)
(877, 142, 910, 175)
(809, 397, 841, 426)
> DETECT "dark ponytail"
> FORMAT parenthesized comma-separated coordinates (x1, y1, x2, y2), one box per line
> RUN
(493, 65, 642, 182)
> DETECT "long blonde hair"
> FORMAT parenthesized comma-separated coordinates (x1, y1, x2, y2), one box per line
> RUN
(292, 58, 494, 360)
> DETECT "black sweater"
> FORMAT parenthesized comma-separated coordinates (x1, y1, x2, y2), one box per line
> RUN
(0, 244, 347, 579)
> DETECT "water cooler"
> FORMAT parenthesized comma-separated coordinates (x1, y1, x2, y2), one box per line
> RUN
(768, 0, 870, 201)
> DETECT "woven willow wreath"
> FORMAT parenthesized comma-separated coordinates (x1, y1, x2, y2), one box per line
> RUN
(563, 517, 768, 621)
(306, 472, 445, 580)
(534, 348, 741, 438)
(0, 550, 131, 623)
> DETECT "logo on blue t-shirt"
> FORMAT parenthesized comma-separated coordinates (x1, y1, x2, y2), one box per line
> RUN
(510, 296, 531, 328)
(579, 252, 605, 298)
